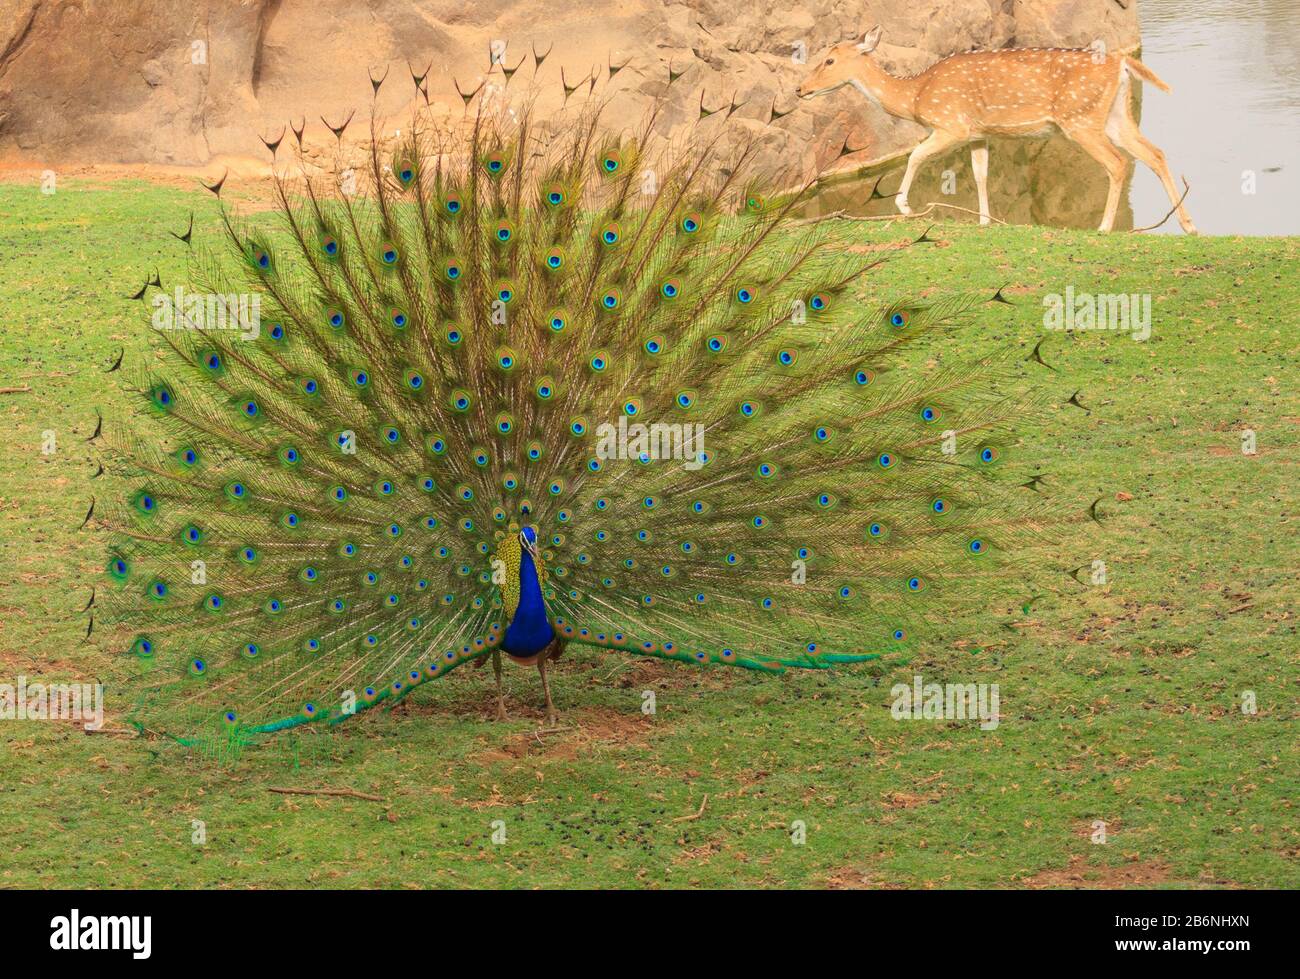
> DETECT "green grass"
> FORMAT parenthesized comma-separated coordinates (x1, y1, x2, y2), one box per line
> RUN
(0, 178, 1295, 888)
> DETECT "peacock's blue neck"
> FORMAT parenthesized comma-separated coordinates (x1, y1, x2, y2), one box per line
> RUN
(502, 548, 555, 657)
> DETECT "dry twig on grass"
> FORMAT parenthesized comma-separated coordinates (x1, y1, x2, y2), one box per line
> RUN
(671, 794, 709, 823)
(1131, 177, 1192, 234)
(267, 786, 384, 802)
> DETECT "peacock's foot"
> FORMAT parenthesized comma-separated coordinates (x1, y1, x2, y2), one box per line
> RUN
(495, 701, 508, 722)
(543, 709, 560, 729)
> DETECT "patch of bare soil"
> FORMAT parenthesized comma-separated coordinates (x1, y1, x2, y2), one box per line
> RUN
(0, 158, 274, 192)
(826, 852, 1242, 890)
(574, 654, 735, 695)
(474, 706, 656, 764)
(1020, 855, 1174, 889)
(1208, 445, 1267, 458)
(1072, 818, 1122, 839)
(823, 868, 909, 890)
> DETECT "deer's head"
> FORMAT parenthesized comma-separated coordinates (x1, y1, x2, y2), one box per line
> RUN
(796, 26, 883, 99)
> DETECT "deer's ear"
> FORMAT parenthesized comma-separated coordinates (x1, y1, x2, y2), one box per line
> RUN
(857, 25, 883, 53)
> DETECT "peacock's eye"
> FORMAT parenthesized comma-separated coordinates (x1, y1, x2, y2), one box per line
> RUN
(826, 58, 835, 65)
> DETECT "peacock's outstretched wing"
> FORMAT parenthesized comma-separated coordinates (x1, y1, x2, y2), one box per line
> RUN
(99, 92, 1064, 748)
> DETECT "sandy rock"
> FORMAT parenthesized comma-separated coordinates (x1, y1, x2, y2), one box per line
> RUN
(0, 0, 1139, 211)
(1012, 0, 1141, 50)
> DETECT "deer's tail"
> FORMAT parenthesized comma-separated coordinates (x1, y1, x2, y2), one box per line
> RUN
(1123, 56, 1171, 93)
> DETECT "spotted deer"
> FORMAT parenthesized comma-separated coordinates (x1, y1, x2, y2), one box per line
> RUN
(796, 26, 1196, 233)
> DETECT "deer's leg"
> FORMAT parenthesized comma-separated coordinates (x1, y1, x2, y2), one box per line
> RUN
(896, 131, 963, 216)
(970, 141, 991, 226)
(1063, 127, 1129, 232)
(1113, 115, 1197, 234)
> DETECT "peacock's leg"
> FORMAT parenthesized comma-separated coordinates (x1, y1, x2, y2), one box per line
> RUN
(492, 649, 507, 721)
(537, 655, 558, 728)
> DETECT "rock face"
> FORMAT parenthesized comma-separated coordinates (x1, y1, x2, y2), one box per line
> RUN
(0, 0, 1141, 221)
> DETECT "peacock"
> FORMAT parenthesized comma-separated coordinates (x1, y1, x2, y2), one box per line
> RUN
(96, 57, 1067, 751)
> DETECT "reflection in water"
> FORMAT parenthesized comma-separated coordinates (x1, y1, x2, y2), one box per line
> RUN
(805, 1, 1298, 235)
(802, 130, 1139, 231)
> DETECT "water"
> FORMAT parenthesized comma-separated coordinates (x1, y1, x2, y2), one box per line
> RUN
(807, 0, 1299, 235)
(1137, 0, 1298, 234)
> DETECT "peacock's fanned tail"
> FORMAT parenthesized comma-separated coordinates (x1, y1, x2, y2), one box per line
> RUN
(99, 86, 1063, 748)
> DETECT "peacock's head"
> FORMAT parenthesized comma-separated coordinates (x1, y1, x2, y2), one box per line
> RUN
(519, 524, 539, 561)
